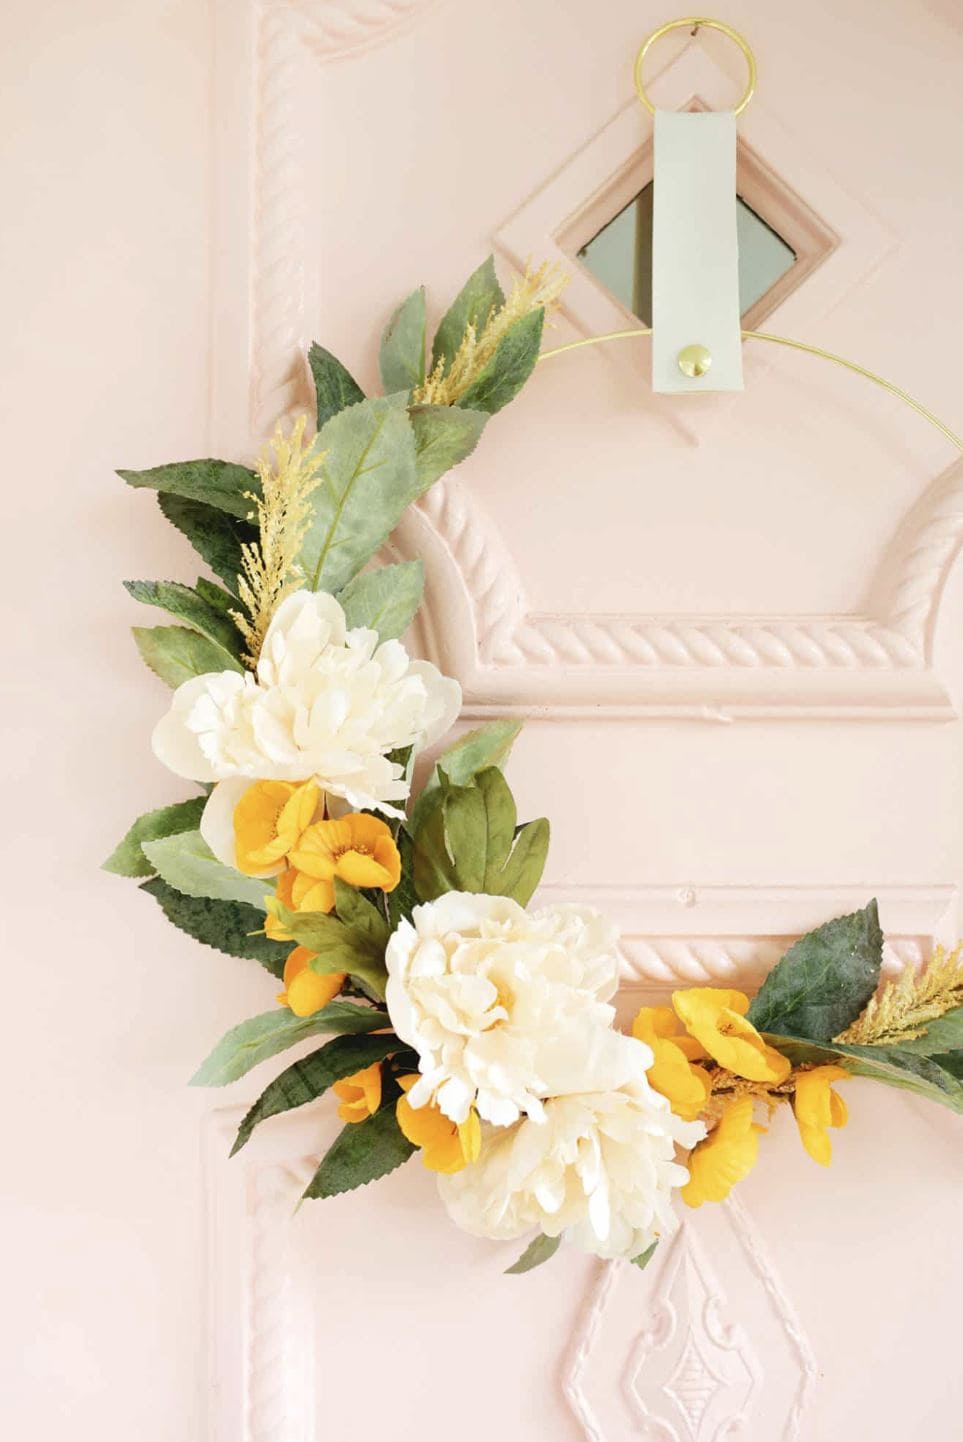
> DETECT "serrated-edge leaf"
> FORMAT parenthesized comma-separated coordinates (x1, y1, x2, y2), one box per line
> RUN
(139, 878, 289, 976)
(431, 256, 504, 374)
(765, 1034, 963, 1113)
(336, 561, 424, 640)
(119, 459, 257, 518)
(102, 796, 206, 877)
(157, 492, 254, 595)
(308, 342, 366, 430)
(142, 830, 269, 908)
(301, 1102, 415, 1199)
(458, 309, 545, 416)
(191, 1001, 389, 1086)
(379, 287, 426, 393)
(505, 1233, 561, 1275)
(124, 579, 242, 659)
(132, 624, 244, 688)
(409, 404, 488, 491)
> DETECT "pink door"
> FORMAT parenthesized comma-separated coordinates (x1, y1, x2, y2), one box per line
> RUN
(6, 2, 963, 1439)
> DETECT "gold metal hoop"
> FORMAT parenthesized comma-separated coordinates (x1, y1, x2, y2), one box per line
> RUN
(634, 17, 757, 116)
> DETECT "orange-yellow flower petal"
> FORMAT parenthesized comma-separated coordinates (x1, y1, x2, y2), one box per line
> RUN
(264, 866, 336, 941)
(396, 1076, 480, 1173)
(276, 946, 344, 1016)
(632, 1006, 711, 1122)
(233, 779, 320, 874)
(672, 988, 791, 1084)
(333, 1062, 382, 1123)
(792, 1065, 850, 1167)
(681, 1096, 764, 1208)
(289, 813, 402, 893)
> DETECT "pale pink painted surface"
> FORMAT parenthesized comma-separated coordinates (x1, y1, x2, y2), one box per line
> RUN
(4, 1, 963, 1440)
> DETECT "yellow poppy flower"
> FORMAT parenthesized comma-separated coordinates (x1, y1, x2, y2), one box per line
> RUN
(632, 1006, 711, 1122)
(792, 1065, 850, 1166)
(264, 866, 336, 941)
(276, 945, 344, 1017)
(396, 1076, 482, 1174)
(333, 1062, 382, 1123)
(681, 1096, 764, 1208)
(288, 813, 402, 893)
(233, 779, 320, 875)
(672, 988, 791, 1085)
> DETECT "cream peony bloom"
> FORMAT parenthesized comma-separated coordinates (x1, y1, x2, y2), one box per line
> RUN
(384, 891, 623, 1127)
(438, 1033, 703, 1260)
(151, 591, 461, 863)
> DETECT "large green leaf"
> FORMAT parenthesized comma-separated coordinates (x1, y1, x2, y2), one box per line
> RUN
(139, 878, 289, 977)
(380, 287, 426, 394)
(132, 625, 244, 688)
(767, 1034, 963, 1114)
(408, 719, 522, 835)
(230, 1033, 404, 1155)
(142, 830, 269, 909)
(124, 580, 242, 661)
(409, 404, 488, 490)
(746, 901, 882, 1043)
(431, 256, 504, 374)
(103, 796, 206, 877)
(191, 1001, 389, 1086)
(301, 1102, 415, 1200)
(119, 459, 257, 518)
(298, 395, 419, 594)
(336, 561, 424, 640)
(893, 1006, 963, 1056)
(459, 309, 545, 416)
(505, 1233, 561, 1275)
(157, 493, 254, 595)
(413, 768, 549, 906)
(308, 342, 366, 431)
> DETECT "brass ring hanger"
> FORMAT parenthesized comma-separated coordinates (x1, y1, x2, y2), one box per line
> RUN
(538, 19, 963, 454)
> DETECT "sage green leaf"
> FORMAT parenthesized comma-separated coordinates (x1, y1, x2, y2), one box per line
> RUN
(746, 901, 882, 1042)
(408, 719, 523, 835)
(413, 768, 549, 906)
(157, 493, 254, 595)
(103, 796, 206, 877)
(142, 830, 269, 908)
(409, 404, 488, 489)
(334, 878, 390, 952)
(336, 561, 424, 640)
(892, 1006, 963, 1056)
(308, 342, 366, 430)
(380, 287, 426, 394)
(301, 1103, 415, 1199)
(766, 1034, 963, 1113)
(191, 1001, 389, 1086)
(298, 395, 418, 594)
(194, 577, 238, 615)
(124, 580, 242, 660)
(230, 1032, 403, 1155)
(505, 1233, 561, 1275)
(139, 878, 289, 977)
(119, 459, 257, 518)
(459, 309, 545, 416)
(132, 625, 244, 688)
(431, 256, 504, 374)
(631, 1240, 659, 1271)
(277, 903, 389, 998)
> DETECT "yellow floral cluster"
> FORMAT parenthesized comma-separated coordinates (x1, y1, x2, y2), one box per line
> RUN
(633, 989, 850, 1207)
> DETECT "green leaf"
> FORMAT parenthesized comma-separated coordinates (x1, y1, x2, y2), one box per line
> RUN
(505, 1233, 561, 1275)
(194, 577, 239, 615)
(124, 580, 242, 661)
(746, 901, 883, 1043)
(459, 309, 545, 416)
(413, 768, 549, 906)
(334, 878, 390, 952)
(408, 720, 523, 835)
(336, 561, 424, 640)
(409, 404, 488, 490)
(380, 287, 426, 394)
(139, 878, 289, 977)
(388, 828, 418, 930)
(157, 493, 254, 596)
(103, 796, 206, 877)
(308, 342, 366, 431)
(277, 901, 389, 998)
(766, 1034, 963, 1114)
(132, 625, 244, 688)
(631, 1240, 659, 1271)
(119, 459, 257, 519)
(191, 1001, 389, 1086)
(892, 1006, 963, 1056)
(431, 256, 504, 374)
(928, 1050, 963, 1080)
(142, 830, 269, 908)
(298, 395, 419, 594)
(301, 1102, 415, 1200)
(230, 1033, 403, 1155)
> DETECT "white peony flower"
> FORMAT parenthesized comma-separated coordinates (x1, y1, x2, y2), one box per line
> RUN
(384, 891, 623, 1126)
(151, 590, 461, 857)
(438, 1033, 703, 1260)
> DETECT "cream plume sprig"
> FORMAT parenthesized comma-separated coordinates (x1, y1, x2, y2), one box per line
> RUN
(231, 416, 325, 668)
(835, 943, 963, 1046)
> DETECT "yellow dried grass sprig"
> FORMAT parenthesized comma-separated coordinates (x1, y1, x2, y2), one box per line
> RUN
(231, 416, 325, 667)
(414, 261, 567, 407)
(835, 943, 963, 1046)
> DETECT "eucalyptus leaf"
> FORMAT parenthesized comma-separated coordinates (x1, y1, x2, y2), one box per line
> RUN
(191, 1001, 389, 1086)
(142, 830, 269, 909)
(408, 719, 523, 836)
(119, 458, 257, 518)
(103, 796, 206, 877)
(301, 1103, 416, 1200)
(746, 901, 883, 1042)
(409, 404, 488, 489)
(156, 493, 254, 596)
(631, 1240, 659, 1271)
(132, 625, 244, 688)
(413, 767, 549, 906)
(139, 878, 289, 977)
(231, 1033, 404, 1155)
(380, 287, 426, 394)
(336, 561, 424, 640)
(505, 1233, 561, 1275)
(124, 580, 242, 660)
(431, 256, 504, 374)
(308, 342, 366, 430)
(459, 309, 544, 416)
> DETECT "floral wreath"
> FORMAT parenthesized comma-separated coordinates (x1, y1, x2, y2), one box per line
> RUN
(107, 258, 963, 1273)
